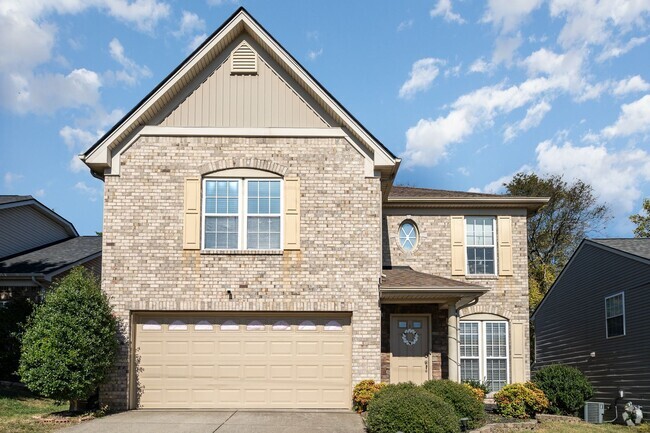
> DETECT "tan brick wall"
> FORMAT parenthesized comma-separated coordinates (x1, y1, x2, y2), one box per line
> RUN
(100, 136, 382, 409)
(382, 209, 531, 381)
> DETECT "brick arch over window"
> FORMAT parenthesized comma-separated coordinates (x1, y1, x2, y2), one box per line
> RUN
(199, 158, 288, 177)
(459, 305, 513, 321)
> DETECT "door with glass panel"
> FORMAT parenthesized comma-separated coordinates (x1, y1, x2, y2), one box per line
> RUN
(459, 321, 509, 392)
(390, 315, 430, 384)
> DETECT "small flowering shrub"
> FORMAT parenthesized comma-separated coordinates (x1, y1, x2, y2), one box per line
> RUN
(494, 382, 549, 419)
(463, 383, 486, 402)
(352, 379, 386, 412)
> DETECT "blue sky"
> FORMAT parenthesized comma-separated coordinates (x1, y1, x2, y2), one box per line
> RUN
(1, 0, 649, 236)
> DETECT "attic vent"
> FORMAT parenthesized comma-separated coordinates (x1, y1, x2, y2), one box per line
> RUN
(231, 42, 257, 74)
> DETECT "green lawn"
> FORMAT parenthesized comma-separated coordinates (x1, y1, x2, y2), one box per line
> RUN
(0, 385, 67, 433)
(536, 421, 650, 433)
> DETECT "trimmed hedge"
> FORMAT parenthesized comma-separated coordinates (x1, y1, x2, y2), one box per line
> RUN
(494, 382, 549, 419)
(532, 365, 594, 415)
(367, 383, 459, 433)
(422, 379, 486, 429)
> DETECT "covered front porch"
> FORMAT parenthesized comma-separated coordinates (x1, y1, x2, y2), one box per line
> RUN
(380, 266, 489, 384)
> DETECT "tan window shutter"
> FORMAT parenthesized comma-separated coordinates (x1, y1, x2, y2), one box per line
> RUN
(497, 216, 513, 276)
(450, 216, 465, 276)
(183, 177, 201, 250)
(510, 322, 525, 382)
(284, 178, 300, 250)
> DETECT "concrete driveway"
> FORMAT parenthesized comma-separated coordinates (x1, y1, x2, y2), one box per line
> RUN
(59, 410, 366, 433)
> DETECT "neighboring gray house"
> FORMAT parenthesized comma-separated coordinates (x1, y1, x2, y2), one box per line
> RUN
(533, 238, 650, 410)
(0, 195, 102, 303)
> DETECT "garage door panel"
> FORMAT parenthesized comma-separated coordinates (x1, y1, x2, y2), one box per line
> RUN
(134, 313, 351, 409)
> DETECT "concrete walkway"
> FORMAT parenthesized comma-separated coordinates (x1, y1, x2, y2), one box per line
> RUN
(59, 410, 366, 433)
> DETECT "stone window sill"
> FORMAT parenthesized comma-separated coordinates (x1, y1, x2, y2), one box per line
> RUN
(201, 249, 284, 256)
(465, 275, 499, 280)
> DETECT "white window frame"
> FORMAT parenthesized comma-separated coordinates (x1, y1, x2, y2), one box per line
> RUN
(465, 216, 497, 276)
(398, 220, 419, 252)
(201, 177, 283, 250)
(605, 292, 626, 339)
(459, 320, 510, 393)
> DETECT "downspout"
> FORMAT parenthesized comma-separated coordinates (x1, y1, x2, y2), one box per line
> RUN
(31, 276, 47, 302)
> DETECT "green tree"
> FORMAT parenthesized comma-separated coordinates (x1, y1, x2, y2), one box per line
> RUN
(505, 173, 610, 311)
(630, 198, 650, 238)
(0, 299, 33, 381)
(19, 267, 118, 411)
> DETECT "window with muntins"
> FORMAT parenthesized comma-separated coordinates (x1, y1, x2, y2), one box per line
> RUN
(203, 178, 282, 250)
(459, 320, 509, 392)
(398, 221, 418, 251)
(466, 217, 496, 275)
(605, 292, 625, 338)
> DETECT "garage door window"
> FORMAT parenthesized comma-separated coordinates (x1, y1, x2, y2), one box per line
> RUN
(221, 320, 239, 331)
(247, 320, 265, 331)
(195, 320, 213, 331)
(272, 320, 290, 330)
(298, 320, 316, 330)
(143, 320, 161, 331)
(325, 320, 342, 331)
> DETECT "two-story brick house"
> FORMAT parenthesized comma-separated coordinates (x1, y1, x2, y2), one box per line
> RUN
(81, 8, 547, 410)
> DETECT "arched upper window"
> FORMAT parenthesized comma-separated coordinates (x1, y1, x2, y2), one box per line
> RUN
(399, 220, 418, 251)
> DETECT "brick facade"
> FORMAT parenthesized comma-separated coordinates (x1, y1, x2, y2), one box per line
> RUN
(100, 135, 382, 409)
(382, 209, 531, 381)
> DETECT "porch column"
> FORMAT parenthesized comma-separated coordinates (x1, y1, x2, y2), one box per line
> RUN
(447, 304, 459, 382)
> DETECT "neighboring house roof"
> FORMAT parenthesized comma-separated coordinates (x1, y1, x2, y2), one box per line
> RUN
(380, 266, 489, 302)
(81, 7, 398, 178)
(0, 236, 102, 279)
(590, 238, 650, 261)
(0, 195, 33, 205)
(385, 186, 549, 214)
(0, 195, 78, 239)
(531, 238, 650, 320)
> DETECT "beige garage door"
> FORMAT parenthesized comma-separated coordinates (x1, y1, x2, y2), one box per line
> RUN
(133, 313, 352, 409)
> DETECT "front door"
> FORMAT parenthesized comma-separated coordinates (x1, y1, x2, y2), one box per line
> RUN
(390, 315, 430, 384)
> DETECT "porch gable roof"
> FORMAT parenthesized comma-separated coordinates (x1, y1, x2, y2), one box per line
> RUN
(380, 266, 489, 301)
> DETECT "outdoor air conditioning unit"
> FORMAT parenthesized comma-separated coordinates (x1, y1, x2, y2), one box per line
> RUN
(584, 402, 605, 424)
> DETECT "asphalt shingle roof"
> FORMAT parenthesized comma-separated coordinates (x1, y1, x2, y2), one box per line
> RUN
(0, 195, 33, 205)
(381, 266, 483, 289)
(389, 186, 502, 199)
(591, 238, 650, 261)
(0, 236, 102, 275)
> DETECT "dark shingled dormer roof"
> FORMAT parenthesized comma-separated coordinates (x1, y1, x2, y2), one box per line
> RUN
(591, 238, 650, 261)
(0, 195, 33, 205)
(389, 186, 501, 199)
(0, 236, 102, 276)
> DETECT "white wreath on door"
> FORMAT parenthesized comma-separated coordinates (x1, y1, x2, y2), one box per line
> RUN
(401, 328, 419, 346)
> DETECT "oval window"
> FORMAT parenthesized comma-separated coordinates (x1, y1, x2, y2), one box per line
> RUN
(399, 221, 418, 251)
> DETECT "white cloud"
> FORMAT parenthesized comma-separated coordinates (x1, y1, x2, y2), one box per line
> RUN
(206, 0, 238, 5)
(187, 33, 207, 53)
(549, 0, 650, 50)
(399, 58, 443, 99)
(470, 165, 533, 193)
(430, 0, 465, 24)
(481, 0, 543, 33)
(1, 68, 102, 114)
(597, 36, 649, 62)
(536, 139, 650, 213)
(457, 167, 470, 176)
(445, 64, 462, 78)
(601, 94, 650, 138)
(3, 172, 24, 187)
(33, 188, 46, 198)
(307, 48, 323, 61)
(612, 76, 650, 96)
(492, 34, 523, 66)
(74, 181, 99, 201)
(397, 19, 414, 32)
(107, 38, 151, 86)
(469, 58, 491, 74)
(69, 155, 87, 173)
(504, 100, 552, 141)
(60, 126, 104, 151)
(175, 10, 205, 36)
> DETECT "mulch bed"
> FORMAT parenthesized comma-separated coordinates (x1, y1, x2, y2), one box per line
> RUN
(32, 411, 95, 424)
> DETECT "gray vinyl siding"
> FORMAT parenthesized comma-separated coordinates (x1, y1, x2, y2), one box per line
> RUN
(534, 242, 650, 409)
(0, 206, 71, 258)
